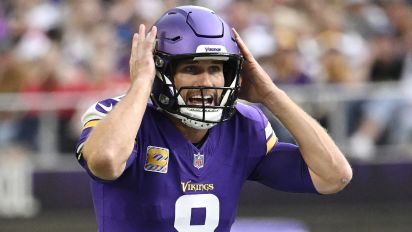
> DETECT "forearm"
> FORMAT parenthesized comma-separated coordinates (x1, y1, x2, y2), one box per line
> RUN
(82, 79, 152, 180)
(263, 87, 352, 194)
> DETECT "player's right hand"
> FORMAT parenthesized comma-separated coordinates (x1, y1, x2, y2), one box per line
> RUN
(129, 24, 157, 83)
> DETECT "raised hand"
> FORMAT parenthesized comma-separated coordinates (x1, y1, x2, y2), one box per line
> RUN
(232, 28, 277, 105)
(129, 24, 157, 83)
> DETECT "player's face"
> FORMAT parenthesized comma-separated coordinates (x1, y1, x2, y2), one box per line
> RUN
(174, 60, 224, 106)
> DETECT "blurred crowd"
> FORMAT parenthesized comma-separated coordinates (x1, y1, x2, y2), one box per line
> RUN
(0, 0, 412, 159)
(0, 0, 412, 218)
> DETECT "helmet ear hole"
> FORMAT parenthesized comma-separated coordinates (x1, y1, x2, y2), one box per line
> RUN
(154, 56, 164, 68)
(158, 93, 176, 109)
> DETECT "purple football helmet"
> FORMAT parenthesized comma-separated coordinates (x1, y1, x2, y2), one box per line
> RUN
(151, 5, 243, 129)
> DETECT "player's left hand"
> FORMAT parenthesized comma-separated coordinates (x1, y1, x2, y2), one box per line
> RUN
(232, 28, 278, 105)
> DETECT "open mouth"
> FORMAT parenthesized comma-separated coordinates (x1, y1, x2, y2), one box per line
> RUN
(187, 95, 214, 106)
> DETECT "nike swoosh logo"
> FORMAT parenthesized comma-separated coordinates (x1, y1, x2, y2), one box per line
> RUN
(97, 103, 113, 112)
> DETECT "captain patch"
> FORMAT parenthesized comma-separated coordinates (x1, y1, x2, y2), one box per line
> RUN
(144, 146, 169, 174)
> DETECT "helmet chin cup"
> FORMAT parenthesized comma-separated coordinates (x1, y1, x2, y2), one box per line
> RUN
(168, 111, 218, 129)
(181, 118, 217, 130)
(180, 107, 222, 124)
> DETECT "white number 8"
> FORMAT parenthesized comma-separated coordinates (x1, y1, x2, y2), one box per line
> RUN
(174, 194, 220, 232)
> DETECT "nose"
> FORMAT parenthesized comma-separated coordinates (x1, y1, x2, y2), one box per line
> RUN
(196, 71, 214, 87)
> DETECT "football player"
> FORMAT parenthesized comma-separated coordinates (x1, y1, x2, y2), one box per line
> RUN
(76, 5, 352, 232)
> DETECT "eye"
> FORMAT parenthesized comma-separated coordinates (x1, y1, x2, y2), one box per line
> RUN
(182, 65, 198, 74)
(209, 65, 222, 74)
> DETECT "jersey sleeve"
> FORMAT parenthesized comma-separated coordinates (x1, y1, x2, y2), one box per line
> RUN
(75, 95, 138, 181)
(250, 141, 318, 193)
(247, 108, 318, 194)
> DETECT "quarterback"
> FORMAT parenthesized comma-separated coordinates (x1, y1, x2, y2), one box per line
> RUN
(75, 6, 352, 232)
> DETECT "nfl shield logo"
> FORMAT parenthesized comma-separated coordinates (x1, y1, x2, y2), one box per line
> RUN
(193, 152, 204, 169)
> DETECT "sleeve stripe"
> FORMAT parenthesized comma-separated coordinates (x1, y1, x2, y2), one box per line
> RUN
(84, 120, 99, 129)
(265, 122, 274, 139)
(266, 132, 278, 154)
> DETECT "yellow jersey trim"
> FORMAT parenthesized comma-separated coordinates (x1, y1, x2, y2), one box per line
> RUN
(84, 120, 99, 129)
(266, 133, 277, 154)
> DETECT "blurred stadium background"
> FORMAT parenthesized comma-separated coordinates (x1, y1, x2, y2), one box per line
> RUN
(1, 0, 412, 231)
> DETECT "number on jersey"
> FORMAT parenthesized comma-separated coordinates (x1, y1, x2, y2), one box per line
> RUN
(174, 194, 219, 232)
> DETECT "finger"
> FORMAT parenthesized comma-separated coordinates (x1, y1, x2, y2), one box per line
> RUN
(232, 28, 254, 61)
(130, 33, 139, 60)
(144, 26, 157, 53)
(147, 26, 157, 50)
(137, 24, 146, 56)
(138, 24, 146, 43)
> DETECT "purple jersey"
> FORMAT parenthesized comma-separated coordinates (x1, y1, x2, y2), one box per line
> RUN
(75, 96, 317, 232)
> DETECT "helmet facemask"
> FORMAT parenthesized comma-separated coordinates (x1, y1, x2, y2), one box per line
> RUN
(152, 53, 242, 129)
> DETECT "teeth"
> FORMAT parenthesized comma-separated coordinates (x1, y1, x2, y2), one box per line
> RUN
(188, 95, 214, 106)
(191, 95, 212, 99)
